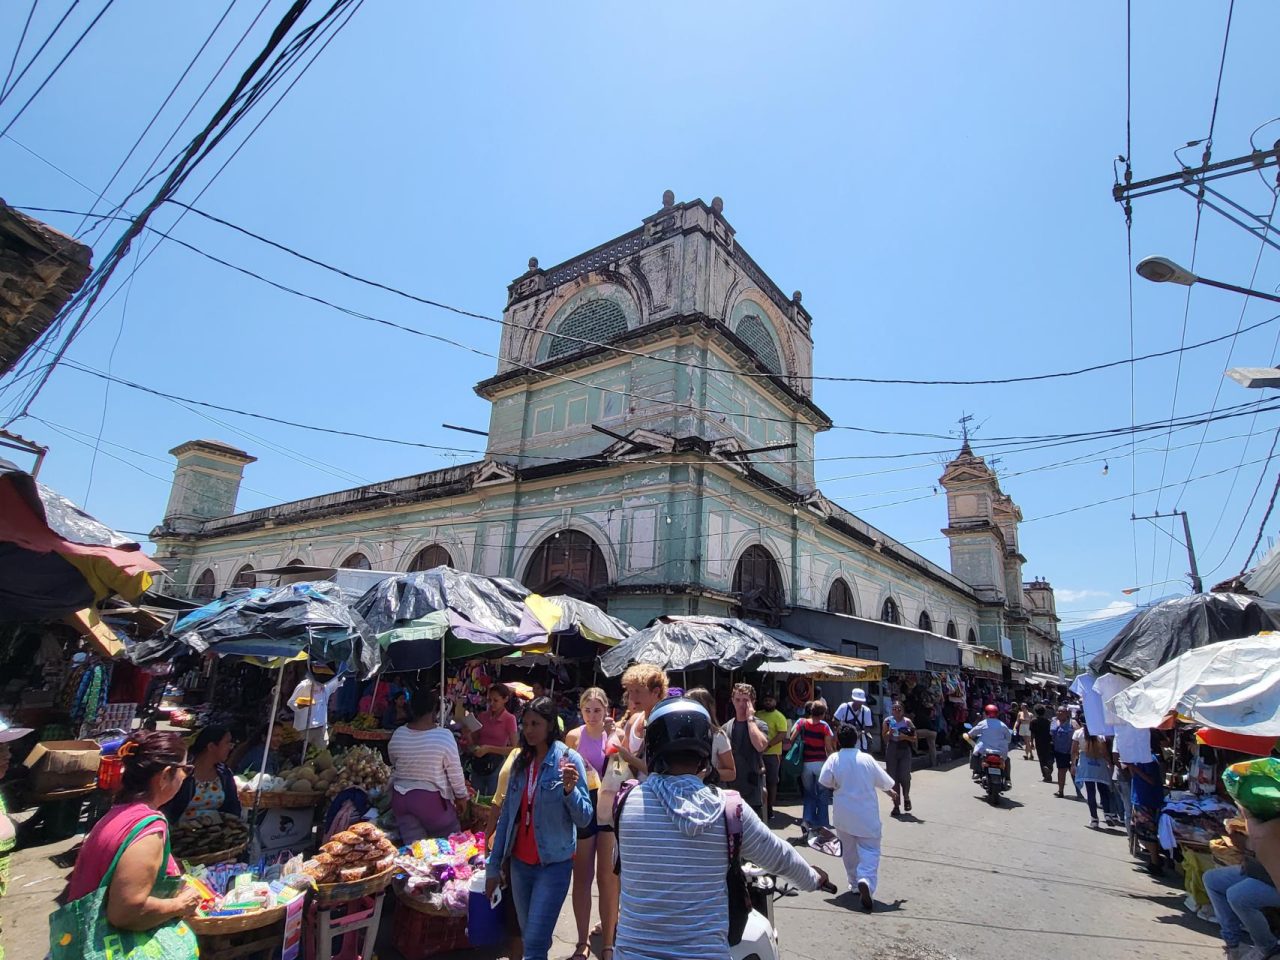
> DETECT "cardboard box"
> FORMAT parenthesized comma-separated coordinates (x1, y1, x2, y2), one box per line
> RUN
(24, 740, 101, 793)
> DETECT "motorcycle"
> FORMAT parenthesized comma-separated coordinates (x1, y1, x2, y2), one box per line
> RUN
(732, 863, 837, 960)
(978, 748, 1011, 805)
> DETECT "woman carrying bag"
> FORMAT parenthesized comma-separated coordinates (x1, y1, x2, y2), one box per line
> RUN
(51, 731, 202, 960)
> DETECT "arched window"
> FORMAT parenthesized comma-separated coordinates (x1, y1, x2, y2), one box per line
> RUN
(826, 578, 855, 615)
(967, 627, 978, 645)
(233, 564, 256, 589)
(340, 552, 371, 570)
(918, 610, 933, 632)
(286, 559, 305, 567)
(733, 545, 785, 621)
(193, 568, 216, 601)
(409, 544, 453, 572)
(880, 596, 900, 625)
(546, 300, 628, 360)
(735, 315, 782, 375)
(524, 530, 609, 597)
(945, 620, 958, 640)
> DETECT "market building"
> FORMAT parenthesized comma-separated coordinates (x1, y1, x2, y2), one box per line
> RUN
(150, 192, 1062, 676)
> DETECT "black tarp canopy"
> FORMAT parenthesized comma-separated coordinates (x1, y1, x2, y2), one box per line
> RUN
(598, 615, 793, 677)
(129, 581, 380, 677)
(1088, 592, 1280, 680)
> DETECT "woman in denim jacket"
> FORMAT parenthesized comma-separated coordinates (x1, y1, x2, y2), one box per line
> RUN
(486, 697, 593, 960)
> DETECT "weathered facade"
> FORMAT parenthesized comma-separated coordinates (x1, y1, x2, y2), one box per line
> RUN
(151, 193, 1061, 671)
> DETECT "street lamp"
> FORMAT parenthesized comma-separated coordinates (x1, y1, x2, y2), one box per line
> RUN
(1135, 255, 1280, 304)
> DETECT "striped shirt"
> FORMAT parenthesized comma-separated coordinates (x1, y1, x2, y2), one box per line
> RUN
(793, 719, 832, 763)
(387, 726, 467, 799)
(615, 775, 819, 960)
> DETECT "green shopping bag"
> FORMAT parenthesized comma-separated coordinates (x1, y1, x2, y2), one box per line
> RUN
(49, 814, 199, 960)
(783, 734, 804, 778)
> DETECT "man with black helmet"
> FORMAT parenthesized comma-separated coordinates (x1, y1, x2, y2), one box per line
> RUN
(612, 697, 830, 960)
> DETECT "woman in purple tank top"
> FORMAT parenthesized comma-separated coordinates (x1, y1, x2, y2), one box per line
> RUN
(565, 687, 617, 960)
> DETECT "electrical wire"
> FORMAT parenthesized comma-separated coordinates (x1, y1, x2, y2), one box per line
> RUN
(1, 0, 39, 100)
(1237, 464, 1280, 576)
(71, 0, 242, 239)
(0, 0, 115, 139)
(4, 0, 360, 425)
(0, 0, 77, 106)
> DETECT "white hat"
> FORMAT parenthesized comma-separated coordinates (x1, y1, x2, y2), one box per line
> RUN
(850, 689, 867, 704)
(0, 718, 34, 743)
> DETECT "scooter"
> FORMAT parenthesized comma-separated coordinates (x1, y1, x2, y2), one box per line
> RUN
(732, 863, 837, 960)
(978, 748, 1011, 805)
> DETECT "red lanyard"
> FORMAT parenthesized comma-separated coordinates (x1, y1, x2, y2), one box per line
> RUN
(522, 763, 538, 828)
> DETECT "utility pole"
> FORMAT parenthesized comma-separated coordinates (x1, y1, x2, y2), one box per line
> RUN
(1132, 510, 1204, 594)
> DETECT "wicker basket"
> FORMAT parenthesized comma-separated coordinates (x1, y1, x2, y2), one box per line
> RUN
(188, 902, 286, 936)
(314, 864, 396, 906)
(239, 788, 326, 809)
(332, 723, 391, 741)
(178, 841, 248, 867)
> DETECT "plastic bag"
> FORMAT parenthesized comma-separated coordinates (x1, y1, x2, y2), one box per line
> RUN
(1223, 757, 1280, 821)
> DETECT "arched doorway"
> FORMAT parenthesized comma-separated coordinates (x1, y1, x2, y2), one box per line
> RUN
(408, 544, 453, 572)
(732, 545, 785, 624)
(523, 530, 609, 599)
(233, 564, 256, 589)
(826, 578, 855, 615)
(340, 552, 371, 570)
(193, 568, 216, 601)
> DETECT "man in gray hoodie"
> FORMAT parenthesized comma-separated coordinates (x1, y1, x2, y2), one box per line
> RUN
(613, 698, 828, 960)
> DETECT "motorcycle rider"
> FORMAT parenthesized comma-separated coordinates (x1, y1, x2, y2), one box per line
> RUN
(613, 697, 830, 960)
(963, 704, 1013, 786)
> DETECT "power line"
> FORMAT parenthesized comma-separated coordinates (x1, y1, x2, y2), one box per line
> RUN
(0, 0, 116, 140)
(1238, 465, 1280, 576)
(0, 0, 77, 106)
(4, 0, 361, 424)
(154, 199, 1280, 389)
(71, 0, 243, 238)
(1, 0, 39, 100)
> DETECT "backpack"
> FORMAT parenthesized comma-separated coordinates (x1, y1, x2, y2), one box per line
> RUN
(613, 780, 752, 945)
(835, 702, 868, 747)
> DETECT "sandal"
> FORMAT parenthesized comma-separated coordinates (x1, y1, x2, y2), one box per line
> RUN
(569, 945, 591, 960)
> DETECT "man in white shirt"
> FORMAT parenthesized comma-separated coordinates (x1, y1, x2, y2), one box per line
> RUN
(833, 689, 874, 751)
(287, 670, 345, 748)
(819, 722, 897, 911)
(964, 704, 1013, 784)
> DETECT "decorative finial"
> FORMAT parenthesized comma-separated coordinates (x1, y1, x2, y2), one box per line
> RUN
(711, 196, 724, 214)
(662, 189, 675, 208)
(527, 257, 539, 272)
(792, 290, 802, 303)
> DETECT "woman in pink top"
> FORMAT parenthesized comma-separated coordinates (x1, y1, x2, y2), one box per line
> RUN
(467, 683, 519, 797)
(65, 731, 202, 930)
(564, 687, 617, 960)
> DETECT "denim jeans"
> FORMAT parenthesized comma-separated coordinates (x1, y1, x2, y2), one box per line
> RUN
(1083, 781, 1111, 821)
(1203, 865, 1280, 951)
(801, 761, 830, 828)
(509, 857, 575, 960)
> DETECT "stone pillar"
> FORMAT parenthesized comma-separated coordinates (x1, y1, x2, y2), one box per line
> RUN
(162, 440, 256, 534)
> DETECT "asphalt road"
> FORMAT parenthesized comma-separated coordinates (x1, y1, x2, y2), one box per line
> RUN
(2, 757, 1225, 960)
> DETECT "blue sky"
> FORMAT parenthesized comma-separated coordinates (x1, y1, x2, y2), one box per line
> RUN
(3, 2, 1278, 659)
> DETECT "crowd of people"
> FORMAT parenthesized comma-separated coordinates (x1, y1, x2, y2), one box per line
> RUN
(24, 669, 1278, 960)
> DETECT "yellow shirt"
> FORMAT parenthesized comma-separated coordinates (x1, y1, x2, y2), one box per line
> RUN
(757, 709, 790, 757)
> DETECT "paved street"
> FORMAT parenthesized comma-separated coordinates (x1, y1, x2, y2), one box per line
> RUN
(2, 758, 1225, 960)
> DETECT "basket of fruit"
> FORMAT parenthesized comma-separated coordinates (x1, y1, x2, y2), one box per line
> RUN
(303, 821, 399, 905)
(322, 745, 391, 801)
(171, 812, 249, 864)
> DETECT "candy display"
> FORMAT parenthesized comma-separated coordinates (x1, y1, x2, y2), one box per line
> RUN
(392, 831, 487, 916)
(301, 821, 397, 884)
(184, 858, 308, 921)
(172, 811, 249, 860)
